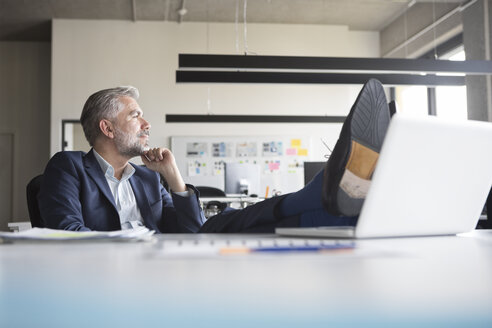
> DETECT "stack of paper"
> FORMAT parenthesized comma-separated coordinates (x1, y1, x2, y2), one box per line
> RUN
(0, 227, 155, 242)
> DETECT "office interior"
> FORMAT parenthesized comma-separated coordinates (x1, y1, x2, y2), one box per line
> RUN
(1, 1, 492, 327)
(1, 0, 490, 231)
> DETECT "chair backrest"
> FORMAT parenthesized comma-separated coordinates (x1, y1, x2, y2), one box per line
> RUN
(388, 100, 398, 117)
(26, 174, 44, 228)
(487, 187, 492, 227)
(196, 186, 226, 197)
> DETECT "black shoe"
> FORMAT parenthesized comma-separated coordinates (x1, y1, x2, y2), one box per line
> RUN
(322, 79, 390, 216)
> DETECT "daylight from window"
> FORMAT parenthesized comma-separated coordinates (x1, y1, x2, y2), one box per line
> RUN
(436, 49, 467, 120)
(394, 49, 467, 120)
(395, 85, 428, 116)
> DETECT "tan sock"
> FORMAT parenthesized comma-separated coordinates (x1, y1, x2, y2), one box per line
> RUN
(340, 141, 379, 198)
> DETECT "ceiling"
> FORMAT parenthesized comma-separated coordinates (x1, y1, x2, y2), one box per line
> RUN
(0, 0, 467, 41)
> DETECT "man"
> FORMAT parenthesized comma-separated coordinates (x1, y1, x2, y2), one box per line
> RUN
(39, 87, 204, 232)
(39, 79, 390, 233)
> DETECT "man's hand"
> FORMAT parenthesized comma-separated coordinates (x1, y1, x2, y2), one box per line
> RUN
(141, 148, 187, 192)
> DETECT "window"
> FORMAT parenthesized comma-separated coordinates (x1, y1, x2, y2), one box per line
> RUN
(393, 44, 467, 120)
(435, 48, 467, 120)
(394, 85, 429, 116)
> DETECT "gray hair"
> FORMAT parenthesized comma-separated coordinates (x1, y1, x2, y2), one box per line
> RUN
(80, 86, 139, 146)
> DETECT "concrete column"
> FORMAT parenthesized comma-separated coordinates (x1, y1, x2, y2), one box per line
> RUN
(462, 0, 492, 122)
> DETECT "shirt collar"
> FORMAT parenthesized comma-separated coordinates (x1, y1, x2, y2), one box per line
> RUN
(92, 149, 136, 182)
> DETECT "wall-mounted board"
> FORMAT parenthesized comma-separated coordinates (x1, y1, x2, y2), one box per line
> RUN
(171, 136, 314, 197)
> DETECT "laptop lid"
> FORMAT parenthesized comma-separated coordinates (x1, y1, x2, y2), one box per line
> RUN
(355, 113, 492, 238)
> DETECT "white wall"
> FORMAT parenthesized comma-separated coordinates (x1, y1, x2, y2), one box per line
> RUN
(51, 19, 379, 163)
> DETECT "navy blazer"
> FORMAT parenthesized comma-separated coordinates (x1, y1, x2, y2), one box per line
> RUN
(38, 150, 205, 233)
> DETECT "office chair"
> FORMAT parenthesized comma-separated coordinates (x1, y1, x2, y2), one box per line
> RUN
(484, 187, 492, 229)
(388, 100, 398, 117)
(488, 187, 492, 222)
(476, 187, 492, 229)
(196, 186, 226, 197)
(195, 187, 228, 218)
(26, 174, 44, 228)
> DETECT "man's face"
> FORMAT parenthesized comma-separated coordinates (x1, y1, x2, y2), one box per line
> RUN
(112, 96, 151, 158)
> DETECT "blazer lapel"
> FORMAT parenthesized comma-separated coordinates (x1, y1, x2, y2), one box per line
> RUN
(129, 172, 153, 222)
(83, 149, 117, 209)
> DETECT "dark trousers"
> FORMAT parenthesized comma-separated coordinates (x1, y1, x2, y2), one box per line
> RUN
(199, 195, 299, 233)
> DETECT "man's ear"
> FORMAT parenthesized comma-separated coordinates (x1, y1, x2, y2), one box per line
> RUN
(99, 119, 115, 139)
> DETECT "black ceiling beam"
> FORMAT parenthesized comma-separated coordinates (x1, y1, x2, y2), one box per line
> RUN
(166, 115, 346, 123)
(179, 54, 492, 75)
(176, 71, 465, 86)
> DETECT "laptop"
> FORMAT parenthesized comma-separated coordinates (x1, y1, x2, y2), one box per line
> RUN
(276, 113, 492, 238)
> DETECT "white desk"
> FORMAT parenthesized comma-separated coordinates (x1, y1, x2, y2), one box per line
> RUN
(1, 231, 492, 327)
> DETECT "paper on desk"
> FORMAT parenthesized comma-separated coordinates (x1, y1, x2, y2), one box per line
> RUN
(0, 227, 155, 242)
(155, 238, 355, 257)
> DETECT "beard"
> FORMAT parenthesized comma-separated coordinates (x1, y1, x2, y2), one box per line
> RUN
(113, 129, 150, 158)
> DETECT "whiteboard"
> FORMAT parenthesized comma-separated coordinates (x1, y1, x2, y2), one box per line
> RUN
(171, 135, 316, 197)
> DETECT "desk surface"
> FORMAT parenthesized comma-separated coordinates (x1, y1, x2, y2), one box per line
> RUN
(1, 231, 492, 327)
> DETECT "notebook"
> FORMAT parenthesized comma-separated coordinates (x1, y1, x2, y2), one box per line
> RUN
(276, 113, 492, 238)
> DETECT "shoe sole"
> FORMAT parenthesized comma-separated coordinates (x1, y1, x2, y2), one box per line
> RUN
(323, 79, 389, 216)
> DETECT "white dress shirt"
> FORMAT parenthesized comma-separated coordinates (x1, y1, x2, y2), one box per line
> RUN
(93, 150, 192, 230)
(93, 150, 145, 230)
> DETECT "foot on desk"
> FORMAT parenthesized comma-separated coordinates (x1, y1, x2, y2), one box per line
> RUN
(322, 79, 390, 217)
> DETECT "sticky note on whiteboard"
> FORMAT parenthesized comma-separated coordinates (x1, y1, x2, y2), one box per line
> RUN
(291, 139, 301, 148)
(286, 148, 297, 155)
(297, 148, 308, 156)
(268, 162, 280, 171)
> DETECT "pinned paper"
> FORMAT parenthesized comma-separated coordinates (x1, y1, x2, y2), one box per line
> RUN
(236, 142, 257, 157)
(262, 141, 283, 156)
(297, 148, 308, 156)
(291, 139, 301, 148)
(212, 142, 234, 157)
(286, 148, 297, 156)
(186, 142, 207, 157)
(213, 161, 225, 175)
(264, 160, 281, 173)
(188, 161, 207, 176)
(287, 159, 303, 174)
